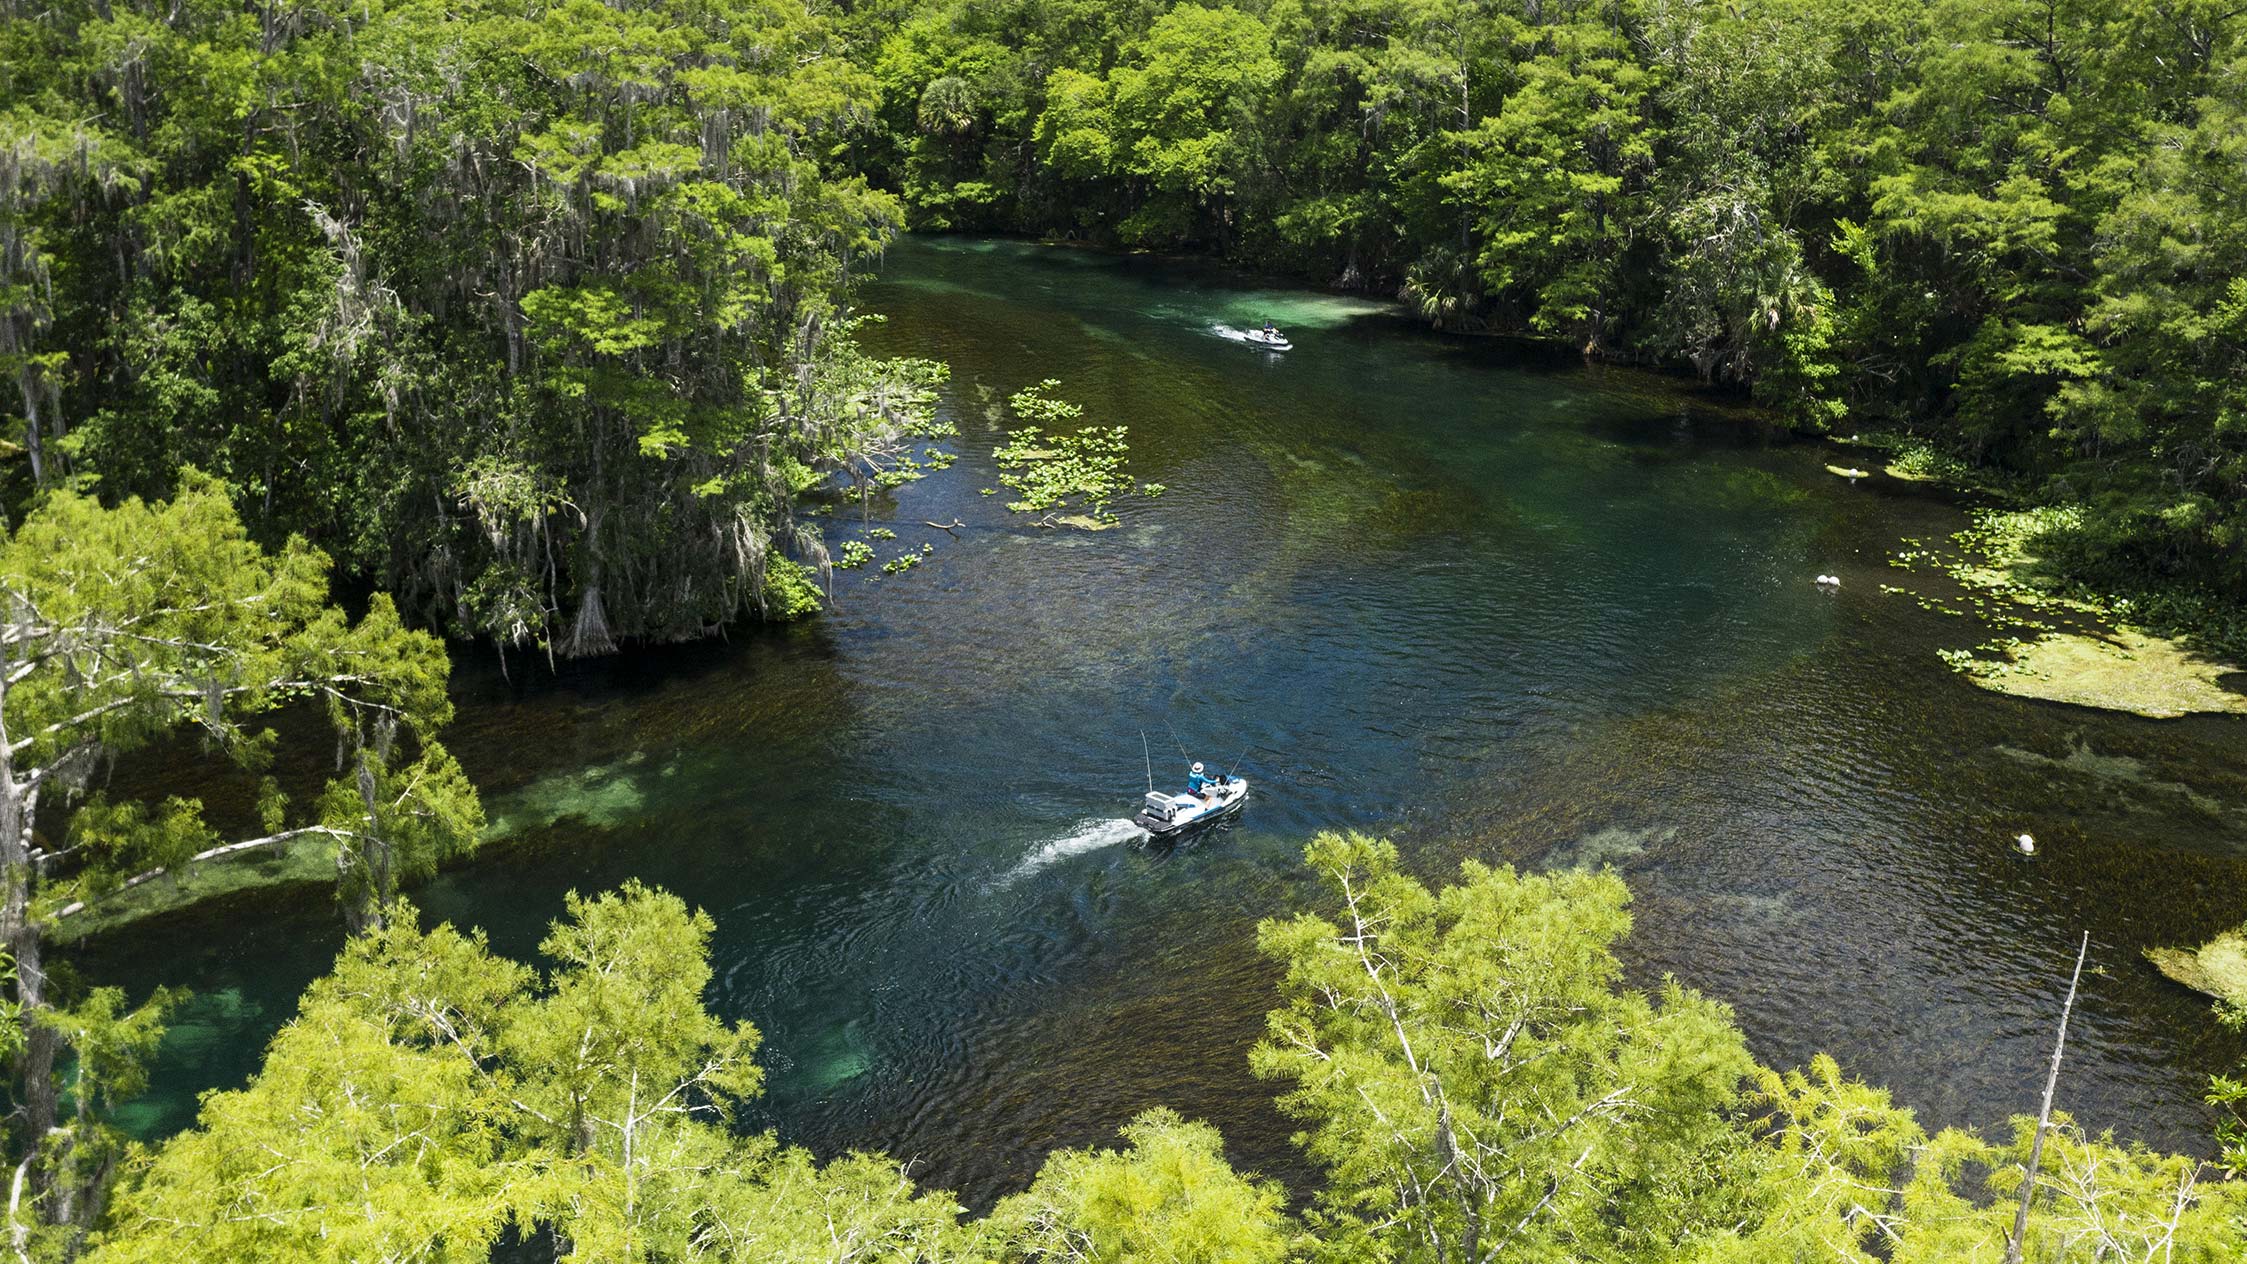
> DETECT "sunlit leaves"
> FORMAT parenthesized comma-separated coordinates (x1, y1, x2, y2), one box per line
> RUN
(1254, 832, 1760, 1261)
(88, 887, 953, 1264)
(981, 1108, 1294, 1263)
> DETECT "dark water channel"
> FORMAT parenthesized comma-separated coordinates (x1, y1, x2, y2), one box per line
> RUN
(80, 238, 2247, 1203)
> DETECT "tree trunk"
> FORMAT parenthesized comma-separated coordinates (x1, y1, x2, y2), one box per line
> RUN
(2005, 932, 2089, 1264)
(355, 748, 392, 933)
(0, 769, 56, 1211)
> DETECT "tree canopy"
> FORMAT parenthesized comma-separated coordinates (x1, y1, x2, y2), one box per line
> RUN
(0, 474, 481, 1254)
(7, 0, 2245, 647)
(1, 0, 942, 657)
(855, 0, 2247, 636)
(65, 839, 2247, 1262)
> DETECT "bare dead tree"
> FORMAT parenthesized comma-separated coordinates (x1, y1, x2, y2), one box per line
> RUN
(2006, 931, 2091, 1264)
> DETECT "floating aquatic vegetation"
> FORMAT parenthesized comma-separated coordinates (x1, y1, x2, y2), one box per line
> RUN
(1887, 506, 2246, 716)
(1881, 442, 1972, 485)
(1833, 431, 1996, 490)
(2145, 931, 2247, 1008)
(1949, 629, 2247, 719)
(993, 379, 1144, 528)
(835, 540, 875, 570)
(872, 457, 924, 489)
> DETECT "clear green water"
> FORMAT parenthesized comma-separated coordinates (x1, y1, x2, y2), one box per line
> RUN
(79, 238, 2247, 1202)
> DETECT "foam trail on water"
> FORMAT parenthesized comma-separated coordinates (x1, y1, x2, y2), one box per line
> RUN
(999, 818, 1144, 886)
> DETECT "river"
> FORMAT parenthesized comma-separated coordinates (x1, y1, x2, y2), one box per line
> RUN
(77, 237, 2247, 1203)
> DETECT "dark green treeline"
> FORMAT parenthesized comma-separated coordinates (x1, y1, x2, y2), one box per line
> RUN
(1, 0, 943, 656)
(5, 0, 2244, 651)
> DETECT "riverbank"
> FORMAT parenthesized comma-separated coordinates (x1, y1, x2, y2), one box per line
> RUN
(1834, 434, 2247, 721)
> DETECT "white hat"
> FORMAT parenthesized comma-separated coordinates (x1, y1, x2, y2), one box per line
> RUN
(1191, 762, 1205, 773)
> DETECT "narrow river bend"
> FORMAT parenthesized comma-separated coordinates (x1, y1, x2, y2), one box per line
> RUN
(83, 238, 2247, 1203)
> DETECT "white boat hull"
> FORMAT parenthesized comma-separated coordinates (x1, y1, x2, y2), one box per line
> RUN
(1135, 778, 1249, 838)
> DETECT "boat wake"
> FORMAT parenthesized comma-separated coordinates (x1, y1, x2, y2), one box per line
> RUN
(998, 818, 1145, 885)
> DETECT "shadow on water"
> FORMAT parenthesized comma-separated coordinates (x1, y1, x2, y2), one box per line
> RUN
(72, 236, 2247, 1207)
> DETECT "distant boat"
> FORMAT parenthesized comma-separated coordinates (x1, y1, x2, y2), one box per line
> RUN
(1241, 327, 1292, 352)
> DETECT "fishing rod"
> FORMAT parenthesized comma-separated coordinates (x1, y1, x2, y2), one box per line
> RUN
(1224, 746, 1250, 781)
(1161, 719, 1194, 762)
(1141, 731, 1155, 794)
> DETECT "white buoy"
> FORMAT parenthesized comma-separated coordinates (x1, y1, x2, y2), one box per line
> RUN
(2016, 832, 2036, 855)
(1816, 574, 1841, 587)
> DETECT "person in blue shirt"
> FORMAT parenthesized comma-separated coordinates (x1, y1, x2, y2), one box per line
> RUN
(1187, 761, 1222, 800)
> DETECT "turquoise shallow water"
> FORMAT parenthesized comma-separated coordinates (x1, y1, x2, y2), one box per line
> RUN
(80, 237, 2247, 1203)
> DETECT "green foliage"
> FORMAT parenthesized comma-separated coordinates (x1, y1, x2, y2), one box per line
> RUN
(1253, 832, 1762, 1259)
(846, 0, 2247, 634)
(761, 557, 825, 620)
(1250, 833, 2247, 1260)
(0, 476, 479, 1252)
(62, 845, 2247, 1259)
(3, 0, 935, 656)
(1890, 1117, 2243, 1262)
(979, 1108, 1294, 1262)
(88, 885, 798, 1263)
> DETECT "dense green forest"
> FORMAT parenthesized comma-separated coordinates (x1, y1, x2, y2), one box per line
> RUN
(853, 0, 2247, 640)
(1, 0, 946, 657)
(5, 0, 2247, 1254)
(6, 0, 2245, 656)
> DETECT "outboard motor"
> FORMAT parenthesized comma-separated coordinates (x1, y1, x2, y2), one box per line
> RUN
(1139, 792, 1177, 825)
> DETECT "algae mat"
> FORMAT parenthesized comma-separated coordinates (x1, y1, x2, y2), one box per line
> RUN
(1967, 627, 2247, 720)
(2147, 932, 2247, 1009)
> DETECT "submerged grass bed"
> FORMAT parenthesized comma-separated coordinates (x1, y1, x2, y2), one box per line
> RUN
(2146, 931, 2247, 1008)
(54, 833, 340, 943)
(1957, 628, 2247, 719)
(1886, 501, 2247, 719)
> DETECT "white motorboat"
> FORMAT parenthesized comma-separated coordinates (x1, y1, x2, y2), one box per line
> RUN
(1241, 327, 1292, 351)
(1134, 777, 1249, 839)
